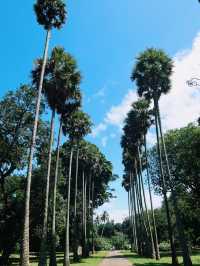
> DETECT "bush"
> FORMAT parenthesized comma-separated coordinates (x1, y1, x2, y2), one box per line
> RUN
(95, 237, 112, 251)
(111, 233, 129, 250)
(159, 241, 171, 251)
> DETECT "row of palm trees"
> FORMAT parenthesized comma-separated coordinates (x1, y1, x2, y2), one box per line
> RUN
(121, 48, 192, 266)
(19, 1, 114, 266)
(21, 1, 67, 265)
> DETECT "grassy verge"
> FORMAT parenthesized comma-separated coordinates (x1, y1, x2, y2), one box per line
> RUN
(9, 251, 107, 266)
(123, 251, 200, 266)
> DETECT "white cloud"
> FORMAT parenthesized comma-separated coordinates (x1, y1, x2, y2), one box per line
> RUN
(91, 123, 107, 138)
(105, 90, 138, 128)
(160, 33, 200, 131)
(96, 200, 129, 223)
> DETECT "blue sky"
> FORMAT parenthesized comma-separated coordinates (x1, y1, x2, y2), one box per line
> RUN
(1, 0, 200, 222)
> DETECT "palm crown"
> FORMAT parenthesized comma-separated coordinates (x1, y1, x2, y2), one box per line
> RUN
(131, 48, 173, 101)
(32, 47, 82, 114)
(34, 0, 66, 30)
(62, 110, 92, 142)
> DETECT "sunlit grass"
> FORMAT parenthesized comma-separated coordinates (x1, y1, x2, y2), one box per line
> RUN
(10, 251, 107, 265)
(123, 250, 200, 266)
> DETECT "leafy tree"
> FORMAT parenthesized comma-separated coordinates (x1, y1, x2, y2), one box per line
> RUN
(149, 123, 200, 249)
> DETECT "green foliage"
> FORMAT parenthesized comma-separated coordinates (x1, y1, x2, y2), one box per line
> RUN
(34, 0, 66, 30)
(32, 47, 82, 115)
(159, 241, 171, 251)
(95, 237, 112, 251)
(131, 48, 173, 101)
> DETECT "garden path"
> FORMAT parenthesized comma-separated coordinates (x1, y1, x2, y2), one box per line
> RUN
(99, 250, 132, 266)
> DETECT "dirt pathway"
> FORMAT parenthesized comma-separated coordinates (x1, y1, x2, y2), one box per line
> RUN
(99, 250, 132, 266)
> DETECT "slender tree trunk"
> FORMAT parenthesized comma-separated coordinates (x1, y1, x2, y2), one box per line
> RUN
(130, 173, 137, 252)
(20, 29, 51, 266)
(137, 146, 156, 259)
(39, 109, 55, 266)
(132, 180, 139, 253)
(157, 104, 192, 266)
(64, 147, 74, 266)
(84, 177, 89, 257)
(73, 146, 80, 262)
(91, 180, 95, 254)
(135, 160, 149, 239)
(129, 173, 135, 251)
(50, 118, 63, 266)
(154, 99, 179, 266)
(135, 177, 144, 256)
(74, 147, 79, 217)
(144, 135, 160, 260)
(82, 171, 87, 258)
(128, 188, 133, 251)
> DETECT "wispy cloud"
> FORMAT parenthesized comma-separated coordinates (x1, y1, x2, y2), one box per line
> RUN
(105, 90, 138, 127)
(91, 122, 107, 138)
(101, 136, 108, 147)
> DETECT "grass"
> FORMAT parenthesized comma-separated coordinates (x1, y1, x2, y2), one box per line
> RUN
(9, 251, 107, 265)
(123, 250, 200, 266)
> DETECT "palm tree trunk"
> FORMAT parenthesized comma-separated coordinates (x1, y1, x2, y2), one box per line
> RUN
(156, 104, 192, 266)
(144, 135, 160, 260)
(129, 173, 135, 251)
(132, 181, 139, 253)
(135, 177, 144, 256)
(135, 160, 149, 239)
(64, 147, 74, 266)
(74, 147, 79, 217)
(20, 29, 51, 266)
(39, 109, 55, 266)
(91, 179, 95, 254)
(73, 146, 80, 262)
(137, 146, 156, 259)
(82, 171, 87, 257)
(50, 117, 63, 266)
(154, 99, 179, 266)
(84, 177, 88, 257)
(130, 173, 137, 252)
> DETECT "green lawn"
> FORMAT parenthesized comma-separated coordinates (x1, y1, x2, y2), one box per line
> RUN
(123, 251, 200, 266)
(9, 251, 107, 266)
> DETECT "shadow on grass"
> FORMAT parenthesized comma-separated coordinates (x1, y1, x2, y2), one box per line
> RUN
(123, 253, 171, 266)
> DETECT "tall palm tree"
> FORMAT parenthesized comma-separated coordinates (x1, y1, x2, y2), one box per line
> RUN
(62, 110, 91, 266)
(62, 110, 91, 263)
(21, 2, 66, 265)
(131, 48, 179, 266)
(32, 47, 82, 266)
